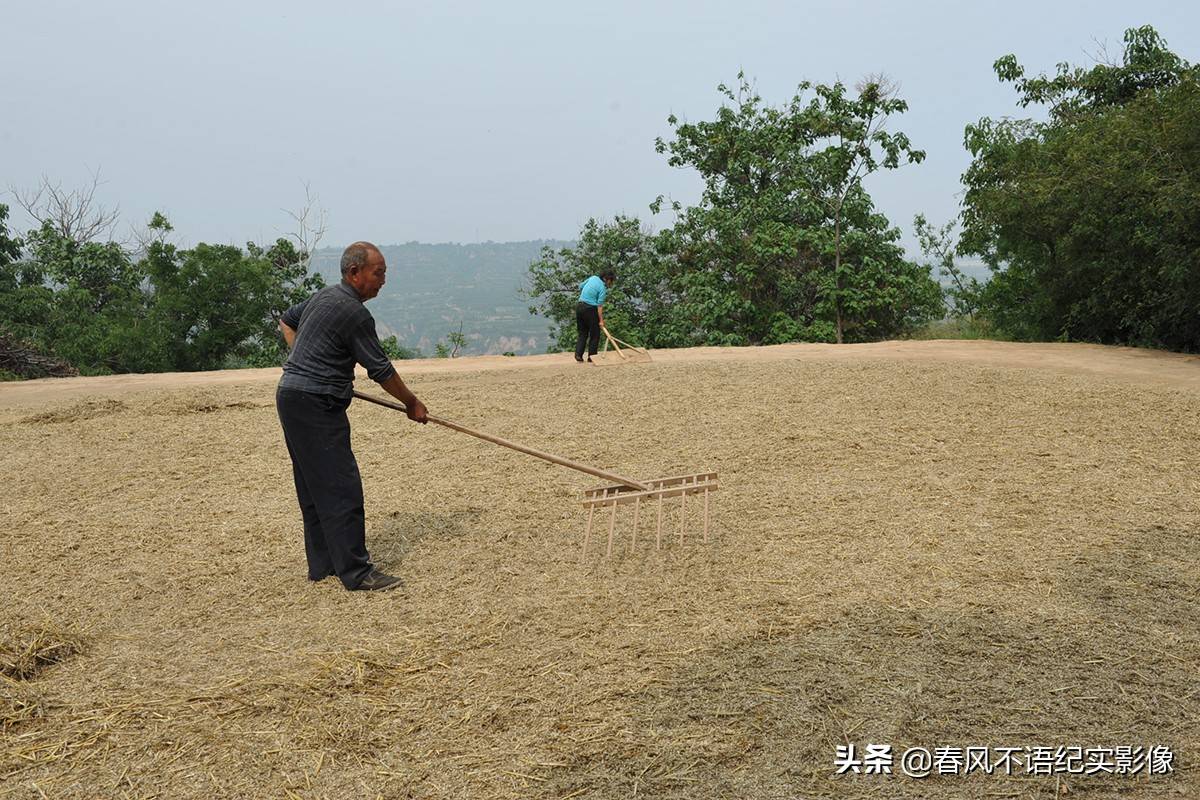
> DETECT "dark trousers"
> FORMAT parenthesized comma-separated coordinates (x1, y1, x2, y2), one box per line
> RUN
(276, 387, 373, 589)
(575, 302, 601, 359)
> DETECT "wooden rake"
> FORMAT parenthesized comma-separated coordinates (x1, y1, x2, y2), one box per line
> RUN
(352, 390, 716, 557)
(598, 325, 652, 364)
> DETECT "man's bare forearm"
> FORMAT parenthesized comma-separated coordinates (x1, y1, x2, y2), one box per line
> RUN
(378, 372, 428, 423)
(380, 372, 419, 408)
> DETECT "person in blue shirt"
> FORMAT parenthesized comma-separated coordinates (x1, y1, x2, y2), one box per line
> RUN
(575, 270, 616, 362)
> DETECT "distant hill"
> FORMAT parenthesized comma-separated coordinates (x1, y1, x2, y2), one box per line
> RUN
(311, 241, 572, 356)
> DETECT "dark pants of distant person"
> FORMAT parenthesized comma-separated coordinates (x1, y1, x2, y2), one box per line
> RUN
(276, 387, 373, 590)
(575, 302, 601, 360)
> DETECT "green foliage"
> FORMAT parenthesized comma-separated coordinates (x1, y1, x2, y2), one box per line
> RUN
(914, 214, 983, 318)
(0, 205, 53, 349)
(426, 322, 469, 358)
(0, 205, 21, 265)
(13, 221, 146, 374)
(133, 222, 326, 371)
(993, 26, 1188, 121)
(961, 26, 1200, 350)
(142, 241, 262, 370)
(238, 238, 327, 367)
(0, 209, 327, 373)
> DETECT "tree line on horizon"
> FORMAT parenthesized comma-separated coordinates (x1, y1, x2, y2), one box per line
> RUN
(0, 207, 330, 376)
(0, 201, 432, 376)
(2, 25, 1197, 379)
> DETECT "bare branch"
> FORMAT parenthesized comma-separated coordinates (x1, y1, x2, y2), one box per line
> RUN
(856, 72, 900, 103)
(128, 223, 156, 255)
(1084, 36, 1119, 68)
(281, 182, 328, 270)
(10, 168, 121, 244)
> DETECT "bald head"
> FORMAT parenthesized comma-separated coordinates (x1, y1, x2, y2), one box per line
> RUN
(341, 241, 381, 276)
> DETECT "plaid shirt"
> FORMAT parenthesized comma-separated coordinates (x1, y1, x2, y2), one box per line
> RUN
(278, 281, 397, 398)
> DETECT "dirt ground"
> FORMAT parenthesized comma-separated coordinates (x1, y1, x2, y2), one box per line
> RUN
(1, 340, 1198, 799)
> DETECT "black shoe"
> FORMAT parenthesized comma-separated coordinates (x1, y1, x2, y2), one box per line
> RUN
(575, 356, 585, 362)
(309, 570, 335, 582)
(354, 568, 404, 592)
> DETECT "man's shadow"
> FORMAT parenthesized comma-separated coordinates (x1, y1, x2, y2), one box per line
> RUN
(370, 508, 482, 566)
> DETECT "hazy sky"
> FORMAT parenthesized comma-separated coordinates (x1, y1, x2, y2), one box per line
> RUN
(4, 0, 1198, 255)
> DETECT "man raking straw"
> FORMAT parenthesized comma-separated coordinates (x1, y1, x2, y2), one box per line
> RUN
(276, 241, 427, 592)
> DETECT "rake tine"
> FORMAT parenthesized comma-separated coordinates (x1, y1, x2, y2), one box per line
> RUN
(630, 497, 641, 554)
(679, 478, 687, 546)
(605, 500, 617, 558)
(702, 487, 710, 543)
(583, 498, 596, 556)
(656, 493, 664, 550)
(584, 488, 609, 557)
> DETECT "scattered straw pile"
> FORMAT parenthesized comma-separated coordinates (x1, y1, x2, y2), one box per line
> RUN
(0, 624, 84, 682)
(1, 344, 1198, 799)
(1, 623, 83, 768)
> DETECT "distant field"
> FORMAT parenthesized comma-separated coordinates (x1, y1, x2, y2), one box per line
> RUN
(2, 341, 1198, 799)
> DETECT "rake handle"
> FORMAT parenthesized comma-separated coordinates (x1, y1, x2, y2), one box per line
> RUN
(601, 326, 648, 355)
(602, 327, 624, 357)
(352, 390, 649, 491)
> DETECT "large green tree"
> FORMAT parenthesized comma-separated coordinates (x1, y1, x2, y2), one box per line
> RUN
(652, 74, 938, 345)
(527, 76, 942, 350)
(960, 26, 1200, 349)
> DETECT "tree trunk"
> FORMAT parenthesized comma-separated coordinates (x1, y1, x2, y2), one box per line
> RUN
(834, 216, 844, 344)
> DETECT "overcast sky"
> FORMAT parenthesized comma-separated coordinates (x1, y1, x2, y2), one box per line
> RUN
(3, 0, 1197, 255)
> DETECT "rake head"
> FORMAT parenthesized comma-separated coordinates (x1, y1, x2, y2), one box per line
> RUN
(591, 347, 652, 365)
(581, 472, 718, 557)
